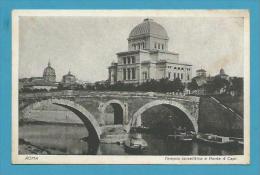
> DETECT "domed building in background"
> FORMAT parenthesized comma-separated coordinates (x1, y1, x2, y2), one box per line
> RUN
(62, 71, 76, 84)
(215, 68, 229, 80)
(43, 61, 56, 82)
(60, 70, 78, 89)
(108, 18, 192, 85)
(196, 69, 207, 78)
(20, 61, 58, 91)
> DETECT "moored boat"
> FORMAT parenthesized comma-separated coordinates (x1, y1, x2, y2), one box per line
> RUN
(229, 137, 244, 145)
(196, 133, 236, 146)
(167, 132, 194, 141)
(123, 134, 148, 154)
(167, 130, 195, 142)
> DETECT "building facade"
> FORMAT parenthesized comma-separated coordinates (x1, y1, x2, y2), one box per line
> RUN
(108, 18, 192, 85)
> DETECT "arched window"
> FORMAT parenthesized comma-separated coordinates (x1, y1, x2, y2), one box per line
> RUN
(123, 69, 126, 80)
(127, 68, 131, 80)
(143, 72, 148, 80)
(132, 68, 136, 79)
(123, 57, 126, 64)
(131, 56, 135, 64)
(127, 56, 131, 64)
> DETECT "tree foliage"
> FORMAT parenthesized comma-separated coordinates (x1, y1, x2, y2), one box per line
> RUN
(90, 78, 185, 93)
(188, 76, 243, 96)
(229, 77, 243, 96)
(187, 79, 199, 91)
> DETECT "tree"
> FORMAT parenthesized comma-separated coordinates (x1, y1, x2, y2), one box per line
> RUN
(172, 78, 185, 92)
(93, 78, 185, 93)
(188, 79, 199, 91)
(212, 77, 230, 93)
(158, 78, 170, 92)
(230, 77, 243, 96)
(205, 81, 215, 94)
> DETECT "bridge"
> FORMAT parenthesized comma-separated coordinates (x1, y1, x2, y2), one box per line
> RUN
(19, 90, 200, 142)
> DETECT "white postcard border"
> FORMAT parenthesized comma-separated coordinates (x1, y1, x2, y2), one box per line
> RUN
(12, 10, 250, 164)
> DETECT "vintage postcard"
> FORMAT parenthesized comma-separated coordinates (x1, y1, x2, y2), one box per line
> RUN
(12, 10, 250, 164)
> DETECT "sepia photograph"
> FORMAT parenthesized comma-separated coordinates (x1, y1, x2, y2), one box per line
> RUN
(12, 10, 250, 164)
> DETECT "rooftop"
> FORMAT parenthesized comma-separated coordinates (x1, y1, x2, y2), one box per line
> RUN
(128, 18, 169, 40)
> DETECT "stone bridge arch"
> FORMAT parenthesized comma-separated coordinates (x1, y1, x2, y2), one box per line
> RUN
(128, 100, 198, 133)
(99, 99, 128, 125)
(21, 99, 102, 140)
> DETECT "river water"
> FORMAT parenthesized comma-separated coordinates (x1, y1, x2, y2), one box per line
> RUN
(19, 123, 243, 155)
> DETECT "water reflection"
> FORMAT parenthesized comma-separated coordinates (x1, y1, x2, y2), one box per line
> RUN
(19, 123, 243, 155)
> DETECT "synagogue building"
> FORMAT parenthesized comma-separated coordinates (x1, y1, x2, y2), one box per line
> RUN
(108, 18, 192, 85)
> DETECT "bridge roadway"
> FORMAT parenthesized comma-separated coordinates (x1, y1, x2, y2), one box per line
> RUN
(19, 90, 200, 142)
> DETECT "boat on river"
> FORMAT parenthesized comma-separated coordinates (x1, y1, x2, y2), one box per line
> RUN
(167, 131, 195, 142)
(196, 133, 236, 146)
(229, 137, 244, 145)
(123, 134, 148, 154)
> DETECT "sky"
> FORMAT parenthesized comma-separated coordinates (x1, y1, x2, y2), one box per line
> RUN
(19, 15, 244, 82)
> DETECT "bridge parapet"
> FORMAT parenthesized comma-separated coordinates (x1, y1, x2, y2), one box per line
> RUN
(19, 90, 198, 101)
(19, 91, 200, 139)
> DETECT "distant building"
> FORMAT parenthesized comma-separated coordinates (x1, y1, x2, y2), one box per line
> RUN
(60, 71, 78, 89)
(213, 68, 230, 94)
(108, 18, 192, 85)
(215, 68, 229, 80)
(62, 71, 76, 84)
(196, 69, 207, 77)
(191, 69, 208, 95)
(22, 79, 58, 91)
(19, 78, 29, 90)
(19, 61, 57, 91)
(43, 61, 56, 82)
(108, 62, 117, 85)
(191, 68, 231, 95)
